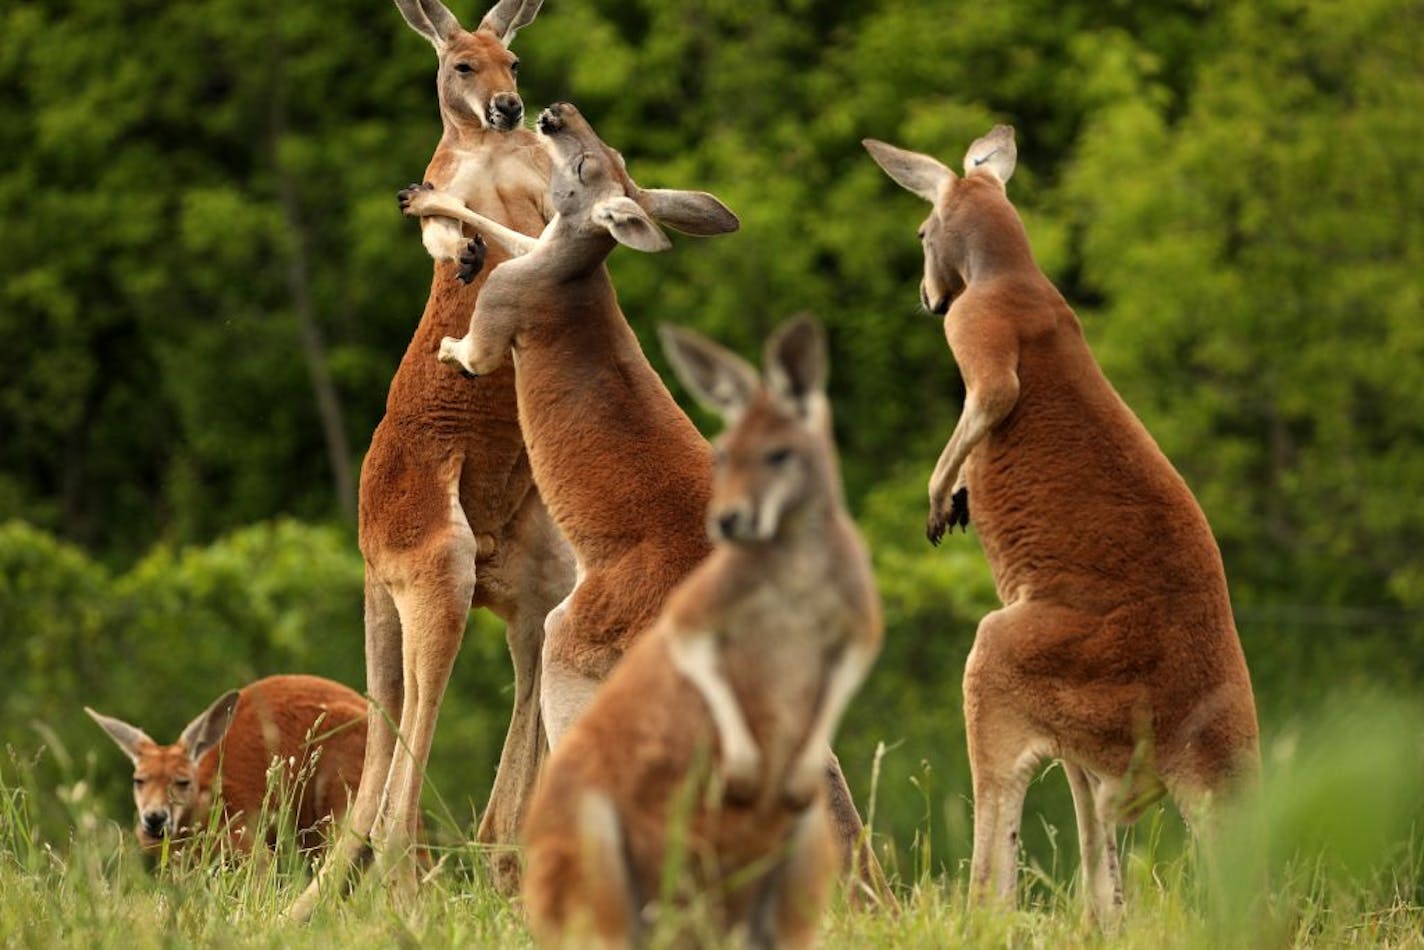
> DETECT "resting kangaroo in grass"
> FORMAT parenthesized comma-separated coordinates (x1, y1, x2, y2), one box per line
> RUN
(87, 675, 366, 859)
(520, 316, 882, 948)
(401, 102, 891, 901)
(865, 126, 1260, 925)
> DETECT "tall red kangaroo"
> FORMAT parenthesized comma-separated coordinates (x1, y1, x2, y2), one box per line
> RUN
(865, 127, 1260, 924)
(402, 102, 892, 901)
(87, 675, 367, 859)
(289, 0, 573, 920)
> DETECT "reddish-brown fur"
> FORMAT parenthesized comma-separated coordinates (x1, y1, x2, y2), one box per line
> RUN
(89, 675, 366, 857)
(865, 128, 1259, 924)
(501, 264, 715, 681)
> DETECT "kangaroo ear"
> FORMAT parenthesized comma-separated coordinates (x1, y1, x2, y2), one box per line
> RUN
(394, 0, 461, 46)
(592, 196, 672, 253)
(763, 314, 829, 422)
(964, 124, 1017, 184)
(178, 690, 241, 764)
(659, 324, 759, 422)
(86, 708, 154, 766)
(638, 189, 740, 237)
(479, 0, 542, 46)
(863, 139, 954, 203)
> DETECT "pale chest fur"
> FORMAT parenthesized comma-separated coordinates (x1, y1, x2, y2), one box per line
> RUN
(716, 551, 858, 756)
(433, 145, 550, 225)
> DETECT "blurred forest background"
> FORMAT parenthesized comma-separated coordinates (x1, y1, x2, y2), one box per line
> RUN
(2, 0, 1421, 877)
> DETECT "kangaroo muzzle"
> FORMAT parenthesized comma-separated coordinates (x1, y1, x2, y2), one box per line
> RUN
(488, 92, 524, 131)
(141, 809, 170, 838)
(709, 504, 757, 543)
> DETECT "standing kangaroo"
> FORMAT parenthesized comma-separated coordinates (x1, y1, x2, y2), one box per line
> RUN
(864, 126, 1260, 924)
(402, 102, 891, 900)
(520, 316, 882, 948)
(290, 0, 572, 920)
(87, 675, 367, 859)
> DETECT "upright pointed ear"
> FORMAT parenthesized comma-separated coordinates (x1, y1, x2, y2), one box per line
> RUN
(479, 0, 543, 46)
(178, 690, 240, 764)
(863, 139, 954, 203)
(964, 124, 1017, 184)
(85, 708, 154, 766)
(659, 324, 759, 422)
(763, 314, 828, 422)
(638, 189, 740, 237)
(592, 196, 672, 253)
(393, 0, 461, 46)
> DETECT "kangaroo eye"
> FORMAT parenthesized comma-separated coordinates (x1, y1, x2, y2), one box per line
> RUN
(454, 63, 474, 74)
(764, 448, 793, 466)
(132, 777, 145, 787)
(917, 226, 927, 241)
(173, 779, 191, 789)
(510, 59, 520, 74)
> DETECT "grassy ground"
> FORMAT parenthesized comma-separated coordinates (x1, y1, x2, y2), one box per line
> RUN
(2, 696, 1421, 948)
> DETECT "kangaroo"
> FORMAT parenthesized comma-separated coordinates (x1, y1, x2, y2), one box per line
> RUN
(520, 316, 882, 948)
(290, 0, 573, 919)
(87, 675, 367, 858)
(402, 102, 892, 901)
(864, 126, 1260, 924)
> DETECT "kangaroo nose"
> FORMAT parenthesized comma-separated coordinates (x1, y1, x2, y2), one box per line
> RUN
(492, 94, 523, 127)
(142, 810, 169, 836)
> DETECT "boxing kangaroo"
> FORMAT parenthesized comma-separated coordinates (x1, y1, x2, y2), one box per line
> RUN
(403, 102, 890, 900)
(520, 316, 883, 947)
(865, 126, 1259, 924)
(290, 0, 572, 919)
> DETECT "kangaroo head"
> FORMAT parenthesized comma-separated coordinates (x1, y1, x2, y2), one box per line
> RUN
(534, 102, 739, 256)
(86, 689, 240, 852)
(395, 0, 542, 132)
(863, 125, 1020, 314)
(661, 315, 838, 544)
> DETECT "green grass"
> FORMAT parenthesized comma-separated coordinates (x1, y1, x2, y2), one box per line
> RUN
(2, 695, 1421, 948)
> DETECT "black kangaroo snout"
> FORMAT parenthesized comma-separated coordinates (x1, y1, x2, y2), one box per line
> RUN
(491, 93, 524, 127)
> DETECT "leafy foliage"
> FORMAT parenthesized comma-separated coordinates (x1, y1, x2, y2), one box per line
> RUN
(2, 0, 1422, 900)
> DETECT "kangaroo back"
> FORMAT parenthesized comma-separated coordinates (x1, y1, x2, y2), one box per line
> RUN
(866, 125, 1259, 926)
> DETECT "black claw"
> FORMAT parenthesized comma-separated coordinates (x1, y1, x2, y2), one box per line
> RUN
(949, 487, 971, 532)
(456, 234, 487, 284)
(397, 182, 423, 212)
(926, 514, 945, 547)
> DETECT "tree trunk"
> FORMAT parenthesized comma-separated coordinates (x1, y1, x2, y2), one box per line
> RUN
(267, 43, 356, 524)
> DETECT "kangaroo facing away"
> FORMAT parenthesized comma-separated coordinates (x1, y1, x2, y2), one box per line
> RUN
(87, 675, 367, 859)
(402, 102, 892, 901)
(520, 316, 882, 948)
(290, 0, 572, 920)
(864, 127, 1260, 924)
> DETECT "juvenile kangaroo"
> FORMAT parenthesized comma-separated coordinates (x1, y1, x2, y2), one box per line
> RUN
(520, 316, 882, 947)
(865, 126, 1260, 924)
(87, 675, 367, 858)
(291, 0, 573, 918)
(402, 103, 890, 900)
